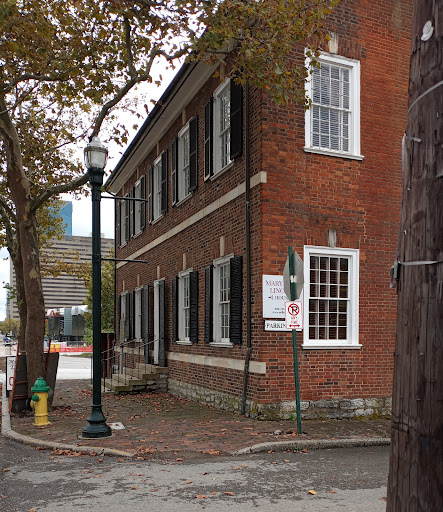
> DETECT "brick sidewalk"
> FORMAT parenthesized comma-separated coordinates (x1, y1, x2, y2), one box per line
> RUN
(7, 380, 391, 460)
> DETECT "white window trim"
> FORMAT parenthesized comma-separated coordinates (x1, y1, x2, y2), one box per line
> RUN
(304, 52, 363, 161)
(211, 254, 234, 348)
(177, 123, 192, 204)
(213, 78, 232, 175)
(152, 155, 162, 222)
(302, 246, 361, 349)
(177, 268, 193, 345)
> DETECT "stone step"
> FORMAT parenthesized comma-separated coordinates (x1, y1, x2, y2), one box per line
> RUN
(125, 368, 159, 381)
(113, 374, 147, 386)
(102, 377, 132, 394)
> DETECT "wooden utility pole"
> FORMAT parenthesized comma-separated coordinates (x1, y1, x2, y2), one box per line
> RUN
(387, 1, 443, 510)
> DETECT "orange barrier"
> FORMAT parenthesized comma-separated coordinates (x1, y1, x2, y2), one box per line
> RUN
(47, 346, 92, 353)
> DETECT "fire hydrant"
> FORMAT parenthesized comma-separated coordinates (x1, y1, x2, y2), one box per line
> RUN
(30, 377, 51, 426)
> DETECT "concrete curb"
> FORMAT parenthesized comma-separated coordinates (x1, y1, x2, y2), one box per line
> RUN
(1, 383, 134, 459)
(231, 436, 390, 455)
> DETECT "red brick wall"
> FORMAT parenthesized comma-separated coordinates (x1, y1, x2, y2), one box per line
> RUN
(114, 0, 413, 410)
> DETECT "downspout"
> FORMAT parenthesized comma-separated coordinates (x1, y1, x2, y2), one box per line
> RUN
(241, 79, 252, 415)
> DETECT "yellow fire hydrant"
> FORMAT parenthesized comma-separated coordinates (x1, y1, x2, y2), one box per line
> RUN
(30, 377, 51, 426)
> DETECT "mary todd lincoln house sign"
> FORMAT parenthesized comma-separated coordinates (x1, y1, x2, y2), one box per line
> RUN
(262, 275, 287, 318)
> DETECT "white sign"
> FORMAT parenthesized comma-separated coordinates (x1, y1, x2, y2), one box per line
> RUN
(6, 356, 16, 391)
(285, 301, 303, 331)
(262, 275, 288, 318)
(264, 320, 291, 332)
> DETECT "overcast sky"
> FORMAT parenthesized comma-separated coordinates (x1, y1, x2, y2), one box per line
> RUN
(0, 63, 178, 321)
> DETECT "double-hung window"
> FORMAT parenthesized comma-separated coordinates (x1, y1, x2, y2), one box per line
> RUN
(215, 81, 231, 173)
(303, 246, 360, 349)
(172, 270, 198, 344)
(132, 177, 146, 236)
(134, 287, 143, 340)
(172, 117, 198, 205)
(204, 79, 243, 179)
(148, 151, 167, 223)
(205, 255, 242, 346)
(305, 53, 362, 160)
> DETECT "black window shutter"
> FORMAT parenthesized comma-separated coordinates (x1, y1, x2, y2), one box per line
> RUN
(190, 271, 199, 343)
(124, 193, 130, 242)
(158, 280, 166, 366)
(171, 138, 178, 205)
(161, 151, 168, 214)
(204, 99, 213, 180)
(171, 276, 178, 342)
(189, 116, 198, 191)
(117, 202, 122, 247)
(148, 165, 153, 223)
(204, 265, 213, 343)
(230, 81, 243, 160)
(229, 256, 243, 344)
(140, 175, 146, 231)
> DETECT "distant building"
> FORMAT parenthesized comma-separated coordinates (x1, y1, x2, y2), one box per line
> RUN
(8, 235, 114, 320)
(59, 201, 73, 236)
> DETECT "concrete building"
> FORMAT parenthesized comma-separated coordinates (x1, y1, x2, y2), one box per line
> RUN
(9, 235, 114, 320)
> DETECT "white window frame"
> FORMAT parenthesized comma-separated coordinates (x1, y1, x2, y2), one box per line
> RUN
(152, 156, 162, 221)
(302, 246, 361, 349)
(177, 124, 191, 203)
(177, 269, 192, 344)
(213, 79, 232, 175)
(134, 287, 143, 341)
(304, 52, 363, 160)
(211, 254, 233, 347)
(133, 178, 143, 236)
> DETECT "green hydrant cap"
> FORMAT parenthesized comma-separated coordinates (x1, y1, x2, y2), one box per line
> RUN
(31, 377, 50, 393)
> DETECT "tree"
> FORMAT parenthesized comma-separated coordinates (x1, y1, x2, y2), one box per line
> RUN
(0, 318, 20, 337)
(83, 255, 115, 343)
(0, 0, 336, 395)
(387, 1, 442, 509)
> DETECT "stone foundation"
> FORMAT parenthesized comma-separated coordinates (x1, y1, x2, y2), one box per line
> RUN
(168, 379, 392, 420)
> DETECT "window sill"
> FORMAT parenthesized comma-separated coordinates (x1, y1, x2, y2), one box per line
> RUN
(303, 147, 364, 161)
(175, 192, 193, 208)
(302, 343, 362, 350)
(150, 214, 164, 226)
(210, 341, 234, 348)
(176, 340, 192, 346)
(209, 161, 234, 181)
(132, 229, 143, 240)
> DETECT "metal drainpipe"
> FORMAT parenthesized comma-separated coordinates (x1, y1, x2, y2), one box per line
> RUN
(241, 79, 252, 416)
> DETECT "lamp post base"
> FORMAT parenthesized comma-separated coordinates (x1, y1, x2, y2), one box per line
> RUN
(82, 405, 112, 438)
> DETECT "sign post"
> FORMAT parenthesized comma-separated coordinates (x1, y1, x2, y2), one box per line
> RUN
(287, 246, 302, 434)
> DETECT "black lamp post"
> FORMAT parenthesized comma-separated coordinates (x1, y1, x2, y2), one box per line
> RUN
(82, 136, 112, 438)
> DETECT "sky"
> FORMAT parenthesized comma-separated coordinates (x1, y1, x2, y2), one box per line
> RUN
(0, 63, 179, 321)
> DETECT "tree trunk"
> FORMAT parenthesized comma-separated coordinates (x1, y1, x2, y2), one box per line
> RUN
(1, 99, 46, 395)
(387, 1, 443, 510)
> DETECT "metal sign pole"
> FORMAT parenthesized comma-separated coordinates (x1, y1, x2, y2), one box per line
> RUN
(288, 246, 302, 434)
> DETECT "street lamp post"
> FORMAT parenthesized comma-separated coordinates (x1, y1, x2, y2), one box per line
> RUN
(82, 136, 112, 439)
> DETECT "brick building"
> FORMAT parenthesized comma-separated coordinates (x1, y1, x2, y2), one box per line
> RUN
(105, 0, 412, 419)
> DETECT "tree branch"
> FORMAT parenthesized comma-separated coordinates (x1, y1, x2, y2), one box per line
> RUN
(31, 172, 90, 212)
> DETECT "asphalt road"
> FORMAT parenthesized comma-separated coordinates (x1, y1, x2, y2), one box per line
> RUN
(0, 439, 389, 512)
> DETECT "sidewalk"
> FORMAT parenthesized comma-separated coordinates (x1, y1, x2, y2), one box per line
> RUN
(2, 380, 391, 460)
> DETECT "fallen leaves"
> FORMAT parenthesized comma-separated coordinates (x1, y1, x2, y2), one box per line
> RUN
(308, 489, 318, 495)
(201, 449, 220, 455)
